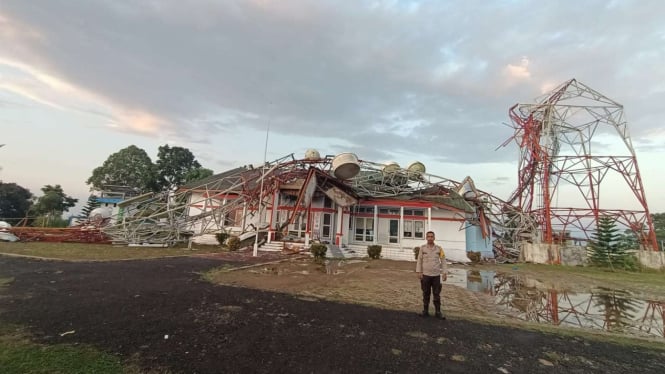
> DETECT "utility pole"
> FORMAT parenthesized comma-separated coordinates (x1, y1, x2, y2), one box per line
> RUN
(253, 123, 271, 257)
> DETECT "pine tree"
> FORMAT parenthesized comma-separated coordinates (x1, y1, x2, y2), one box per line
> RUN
(80, 195, 101, 218)
(592, 288, 640, 333)
(587, 216, 630, 269)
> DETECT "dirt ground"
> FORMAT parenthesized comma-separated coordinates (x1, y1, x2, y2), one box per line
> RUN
(1, 252, 665, 373)
(204, 256, 499, 319)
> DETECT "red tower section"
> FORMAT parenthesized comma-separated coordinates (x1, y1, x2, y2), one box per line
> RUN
(504, 79, 657, 250)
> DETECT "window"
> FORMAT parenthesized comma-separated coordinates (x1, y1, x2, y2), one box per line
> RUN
(323, 196, 333, 208)
(403, 209, 424, 216)
(403, 221, 413, 237)
(279, 194, 298, 206)
(288, 215, 306, 238)
(379, 207, 400, 215)
(224, 210, 242, 226)
(353, 206, 374, 214)
(403, 220, 425, 238)
(354, 217, 374, 242)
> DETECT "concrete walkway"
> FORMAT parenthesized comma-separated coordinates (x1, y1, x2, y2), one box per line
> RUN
(326, 244, 345, 258)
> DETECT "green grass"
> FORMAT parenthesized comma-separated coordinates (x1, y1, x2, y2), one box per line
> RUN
(493, 262, 665, 294)
(0, 241, 225, 261)
(0, 277, 14, 287)
(0, 339, 124, 374)
(0, 278, 124, 374)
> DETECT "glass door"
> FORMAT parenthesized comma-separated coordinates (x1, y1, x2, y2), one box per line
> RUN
(389, 219, 399, 243)
(321, 213, 333, 242)
(354, 217, 374, 242)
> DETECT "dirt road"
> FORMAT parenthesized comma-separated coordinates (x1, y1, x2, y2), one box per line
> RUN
(1, 254, 663, 373)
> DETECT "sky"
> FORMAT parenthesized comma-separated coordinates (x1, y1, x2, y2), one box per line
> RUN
(0, 0, 664, 217)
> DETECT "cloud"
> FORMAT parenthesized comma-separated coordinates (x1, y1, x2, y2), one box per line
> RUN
(0, 0, 664, 166)
(505, 57, 531, 80)
(488, 176, 510, 185)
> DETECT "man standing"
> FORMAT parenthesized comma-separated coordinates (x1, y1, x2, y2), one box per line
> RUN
(415, 231, 447, 319)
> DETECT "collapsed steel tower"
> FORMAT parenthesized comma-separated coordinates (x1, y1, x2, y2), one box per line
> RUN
(100, 152, 509, 250)
(500, 79, 657, 250)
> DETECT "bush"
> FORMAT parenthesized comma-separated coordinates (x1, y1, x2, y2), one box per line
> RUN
(413, 246, 420, 260)
(215, 232, 230, 246)
(467, 251, 481, 263)
(310, 243, 327, 262)
(32, 215, 69, 228)
(367, 245, 382, 259)
(622, 253, 641, 272)
(227, 236, 241, 251)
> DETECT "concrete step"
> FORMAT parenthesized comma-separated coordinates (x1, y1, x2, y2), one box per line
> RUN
(260, 242, 284, 252)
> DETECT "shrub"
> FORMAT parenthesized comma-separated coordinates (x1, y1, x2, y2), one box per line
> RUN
(467, 251, 481, 263)
(215, 232, 230, 246)
(310, 243, 327, 262)
(32, 215, 69, 228)
(413, 246, 420, 260)
(367, 245, 382, 259)
(227, 236, 241, 251)
(622, 253, 641, 272)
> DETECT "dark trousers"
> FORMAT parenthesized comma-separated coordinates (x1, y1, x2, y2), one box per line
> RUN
(421, 275, 442, 312)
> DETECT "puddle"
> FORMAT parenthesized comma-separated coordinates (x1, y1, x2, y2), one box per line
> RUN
(447, 269, 665, 339)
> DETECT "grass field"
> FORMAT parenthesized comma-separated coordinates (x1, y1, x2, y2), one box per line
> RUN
(0, 241, 224, 261)
(0, 327, 125, 374)
(492, 262, 665, 297)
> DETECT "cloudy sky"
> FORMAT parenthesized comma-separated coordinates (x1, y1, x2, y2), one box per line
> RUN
(1, 0, 664, 215)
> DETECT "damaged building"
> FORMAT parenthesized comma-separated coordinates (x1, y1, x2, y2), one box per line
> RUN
(103, 150, 498, 262)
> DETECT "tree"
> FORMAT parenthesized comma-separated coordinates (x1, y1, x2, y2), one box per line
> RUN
(184, 167, 214, 184)
(616, 229, 638, 251)
(651, 213, 665, 250)
(155, 145, 203, 191)
(592, 288, 640, 333)
(0, 182, 33, 225)
(587, 216, 633, 270)
(31, 184, 78, 217)
(80, 194, 101, 218)
(87, 145, 157, 193)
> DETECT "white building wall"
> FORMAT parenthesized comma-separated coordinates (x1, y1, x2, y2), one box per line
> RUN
(185, 191, 251, 236)
(346, 205, 468, 262)
(429, 216, 468, 263)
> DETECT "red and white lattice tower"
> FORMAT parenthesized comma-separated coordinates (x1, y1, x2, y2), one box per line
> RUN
(504, 79, 658, 250)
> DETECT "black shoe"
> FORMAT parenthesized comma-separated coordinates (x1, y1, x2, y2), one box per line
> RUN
(435, 312, 446, 320)
(420, 310, 429, 317)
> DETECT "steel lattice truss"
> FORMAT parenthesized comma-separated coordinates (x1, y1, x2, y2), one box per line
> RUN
(500, 79, 657, 250)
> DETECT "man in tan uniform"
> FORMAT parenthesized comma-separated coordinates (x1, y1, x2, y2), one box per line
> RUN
(415, 231, 447, 319)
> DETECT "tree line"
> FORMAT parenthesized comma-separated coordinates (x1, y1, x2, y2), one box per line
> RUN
(0, 145, 213, 227)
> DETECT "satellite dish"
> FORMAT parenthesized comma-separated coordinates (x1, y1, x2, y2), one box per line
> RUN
(407, 161, 426, 174)
(304, 149, 321, 160)
(331, 153, 360, 179)
(382, 161, 400, 174)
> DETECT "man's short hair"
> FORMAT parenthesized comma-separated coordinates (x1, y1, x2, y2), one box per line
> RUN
(426, 231, 435, 237)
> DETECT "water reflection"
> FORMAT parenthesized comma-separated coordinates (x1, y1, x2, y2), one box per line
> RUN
(447, 269, 665, 339)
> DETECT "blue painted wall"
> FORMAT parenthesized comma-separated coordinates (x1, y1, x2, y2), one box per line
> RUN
(465, 223, 494, 258)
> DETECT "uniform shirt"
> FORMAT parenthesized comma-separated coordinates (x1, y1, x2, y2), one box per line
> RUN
(415, 243, 447, 276)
